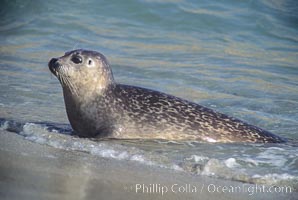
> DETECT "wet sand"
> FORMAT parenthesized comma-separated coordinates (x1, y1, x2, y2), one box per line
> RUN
(0, 130, 296, 200)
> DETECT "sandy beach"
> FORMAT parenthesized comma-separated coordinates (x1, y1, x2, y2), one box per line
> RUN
(0, 130, 295, 200)
(1, 1, 297, 200)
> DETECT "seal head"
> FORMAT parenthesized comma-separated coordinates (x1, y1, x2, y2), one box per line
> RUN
(49, 49, 115, 137)
(49, 49, 286, 143)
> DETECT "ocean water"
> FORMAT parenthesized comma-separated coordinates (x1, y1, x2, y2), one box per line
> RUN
(1, 0, 298, 192)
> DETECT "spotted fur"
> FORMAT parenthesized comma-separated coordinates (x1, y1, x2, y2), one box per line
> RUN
(49, 49, 286, 143)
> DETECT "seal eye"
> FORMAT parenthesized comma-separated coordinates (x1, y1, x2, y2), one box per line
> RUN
(71, 56, 83, 64)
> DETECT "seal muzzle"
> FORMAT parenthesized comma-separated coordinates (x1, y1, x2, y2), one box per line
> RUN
(48, 58, 60, 75)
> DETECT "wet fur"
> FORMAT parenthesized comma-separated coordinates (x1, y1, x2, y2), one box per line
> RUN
(49, 49, 286, 143)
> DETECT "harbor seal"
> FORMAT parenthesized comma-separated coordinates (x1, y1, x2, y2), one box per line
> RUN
(48, 49, 285, 143)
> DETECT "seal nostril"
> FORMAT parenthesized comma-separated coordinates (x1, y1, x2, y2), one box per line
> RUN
(48, 58, 60, 75)
(49, 58, 58, 67)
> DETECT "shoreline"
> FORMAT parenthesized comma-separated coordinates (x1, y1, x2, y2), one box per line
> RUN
(0, 130, 296, 200)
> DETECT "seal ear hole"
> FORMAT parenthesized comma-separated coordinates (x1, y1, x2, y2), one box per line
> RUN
(88, 60, 92, 65)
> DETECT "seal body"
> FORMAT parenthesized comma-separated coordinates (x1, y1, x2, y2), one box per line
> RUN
(49, 49, 285, 143)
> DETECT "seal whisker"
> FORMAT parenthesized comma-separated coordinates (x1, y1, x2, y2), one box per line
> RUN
(57, 72, 78, 97)
(64, 77, 79, 97)
(57, 72, 65, 85)
(72, 43, 80, 50)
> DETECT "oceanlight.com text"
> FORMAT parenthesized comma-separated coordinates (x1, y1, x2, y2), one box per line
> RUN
(129, 183, 293, 196)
